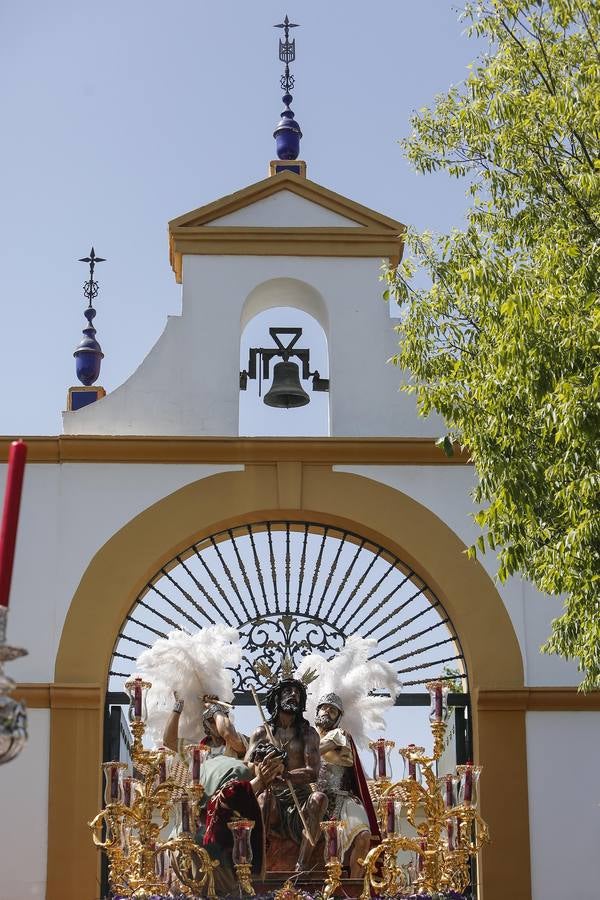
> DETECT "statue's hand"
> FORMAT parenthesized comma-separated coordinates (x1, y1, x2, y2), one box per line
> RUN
(257, 751, 285, 786)
(248, 740, 287, 765)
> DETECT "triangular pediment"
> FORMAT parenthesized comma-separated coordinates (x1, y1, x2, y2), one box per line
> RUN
(168, 172, 405, 281)
(206, 190, 364, 228)
(170, 172, 404, 230)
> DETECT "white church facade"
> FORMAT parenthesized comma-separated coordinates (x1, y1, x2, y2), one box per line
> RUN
(0, 163, 599, 900)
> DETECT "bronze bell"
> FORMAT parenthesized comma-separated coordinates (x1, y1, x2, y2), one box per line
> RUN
(264, 361, 310, 408)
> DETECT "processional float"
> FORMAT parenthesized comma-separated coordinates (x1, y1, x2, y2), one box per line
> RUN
(92, 675, 489, 898)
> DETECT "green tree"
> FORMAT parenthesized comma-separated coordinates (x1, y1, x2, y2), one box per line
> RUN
(387, 0, 600, 688)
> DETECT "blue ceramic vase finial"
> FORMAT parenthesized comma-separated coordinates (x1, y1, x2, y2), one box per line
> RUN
(74, 247, 105, 385)
(273, 15, 302, 160)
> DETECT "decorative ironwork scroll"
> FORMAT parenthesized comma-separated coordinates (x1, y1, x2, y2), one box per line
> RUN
(109, 522, 467, 697)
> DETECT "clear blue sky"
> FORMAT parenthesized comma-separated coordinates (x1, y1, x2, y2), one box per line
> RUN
(0, 1, 480, 435)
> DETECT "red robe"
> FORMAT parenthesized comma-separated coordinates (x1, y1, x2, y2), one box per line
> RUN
(347, 733, 381, 840)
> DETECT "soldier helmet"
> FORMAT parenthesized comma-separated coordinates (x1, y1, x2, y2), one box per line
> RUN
(316, 692, 344, 715)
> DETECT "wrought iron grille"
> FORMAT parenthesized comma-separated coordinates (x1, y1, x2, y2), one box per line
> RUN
(109, 521, 467, 697)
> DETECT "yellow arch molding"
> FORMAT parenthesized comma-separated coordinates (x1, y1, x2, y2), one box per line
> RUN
(50, 464, 529, 900)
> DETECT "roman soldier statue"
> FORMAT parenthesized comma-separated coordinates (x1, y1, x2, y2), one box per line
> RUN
(313, 690, 379, 876)
(295, 635, 401, 876)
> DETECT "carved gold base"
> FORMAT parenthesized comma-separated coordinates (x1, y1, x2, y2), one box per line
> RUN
(234, 862, 255, 895)
(430, 719, 447, 759)
(322, 858, 342, 900)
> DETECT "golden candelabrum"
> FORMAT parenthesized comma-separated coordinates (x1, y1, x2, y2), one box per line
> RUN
(89, 677, 219, 898)
(360, 681, 489, 899)
(0, 605, 28, 765)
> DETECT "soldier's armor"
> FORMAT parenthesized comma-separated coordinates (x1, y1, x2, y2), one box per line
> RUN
(316, 759, 359, 819)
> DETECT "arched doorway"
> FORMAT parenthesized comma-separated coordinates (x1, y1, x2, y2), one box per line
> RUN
(51, 464, 529, 900)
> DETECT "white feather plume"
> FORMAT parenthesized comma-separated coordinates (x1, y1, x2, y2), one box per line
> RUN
(295, 636, 401, 748)
(134, 625, 241, 745)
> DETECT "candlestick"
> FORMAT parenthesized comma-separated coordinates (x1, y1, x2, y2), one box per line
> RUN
(369, 737, 395, 781)
(400, 743, 424, 783)
(124, 676, 150, 723)
(102, 761, 127, 805)
(186, 742, 209, 785)
(228, 818, 255, 895)
(426, 680, 450, 724)
(0, 440, 27, 609)
(320, 820, 343, 900)
(457, 762, 482, 807)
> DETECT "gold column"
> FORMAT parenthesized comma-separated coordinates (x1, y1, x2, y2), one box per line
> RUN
(475, 691, 531, 900)
(46, 685, 103, 900)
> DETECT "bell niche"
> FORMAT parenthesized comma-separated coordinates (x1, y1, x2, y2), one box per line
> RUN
(239, 305, 330, 437)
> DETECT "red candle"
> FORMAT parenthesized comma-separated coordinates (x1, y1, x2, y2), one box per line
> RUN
(418, 837, 427, 872)
(158, 754, 167, 783)
(386, 798, 396, 835)
(407, 745, 416, 780)
(0, 440, 27, 608)
(192, 747, 201, 783)
(110, 765, 119, 800)
(447, 818, 455, 850)
(445, 775, 453, 808)
(434, 684, 443, 720)
(236, 832, 248, 864)
(133, 679, 142, 718)
(377, 741, 386, 778)
(326, 824, 338, 860)
(464, 764, 473, 803)
(122, 776, 132, 807)
(181, 796, 190, 833)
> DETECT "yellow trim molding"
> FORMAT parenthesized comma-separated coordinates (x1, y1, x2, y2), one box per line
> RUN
(16, 683, 598, 712)
(168, 172, 406, 281)
(477, 687, 600, 711)
(11, 683, 101, 709)
(0, 435, 471, 465)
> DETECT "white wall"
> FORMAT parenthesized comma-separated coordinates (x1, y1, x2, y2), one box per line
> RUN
(1, 463, 241, 683)
(63, 256, 442, 438)
(335, 465, 582, 687)
(0, 709, 49, 900)
(527, 711, 600, 900)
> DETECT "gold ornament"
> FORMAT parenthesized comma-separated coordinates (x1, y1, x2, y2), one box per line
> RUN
(89, 687, 219, 897)
(360, 681, 489, 897)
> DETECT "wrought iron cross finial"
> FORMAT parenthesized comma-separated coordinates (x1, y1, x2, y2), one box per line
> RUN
(274, 14, 299, 98)
(79, 246, 106, 307)
(275, 14, 299, 45)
